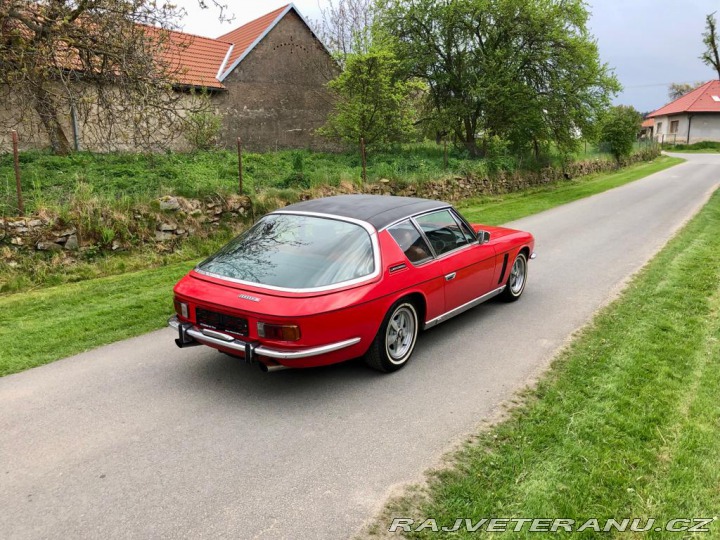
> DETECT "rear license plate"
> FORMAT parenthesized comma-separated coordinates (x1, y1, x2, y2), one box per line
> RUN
(196, 308, 249, 337)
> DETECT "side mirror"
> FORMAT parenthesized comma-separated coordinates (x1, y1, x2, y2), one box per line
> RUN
(478, 231, 491, 244)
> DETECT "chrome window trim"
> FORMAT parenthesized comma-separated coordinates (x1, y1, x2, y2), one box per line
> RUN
(409, 217, 438, 259)
(387, 218, 436, 266)
(449, 208, 478, 242)
(194, 211, 382, 294)
(379, 205, 454, 232)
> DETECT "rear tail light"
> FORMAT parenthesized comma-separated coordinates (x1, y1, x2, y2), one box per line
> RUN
(257, 322, 301, 341)
(174, 299, 189, 319)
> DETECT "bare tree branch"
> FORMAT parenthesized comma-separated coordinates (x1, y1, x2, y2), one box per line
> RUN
(314, 0, 375, 64)
(701, 11, 720, 80)
(0, 0, 225, 153)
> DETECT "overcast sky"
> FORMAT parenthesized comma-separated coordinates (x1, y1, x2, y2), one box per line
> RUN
(173, 0, 720, 113)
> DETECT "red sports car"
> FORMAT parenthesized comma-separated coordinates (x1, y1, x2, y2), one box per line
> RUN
(169, 195, 535, 372)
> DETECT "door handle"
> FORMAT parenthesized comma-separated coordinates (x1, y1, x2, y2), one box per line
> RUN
(445, 272, 457, 281)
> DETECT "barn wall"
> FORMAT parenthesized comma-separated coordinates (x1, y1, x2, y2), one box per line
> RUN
(0, 85, 198, 153)
(215, 10, 339, 152)
(0, 91, 52, 151)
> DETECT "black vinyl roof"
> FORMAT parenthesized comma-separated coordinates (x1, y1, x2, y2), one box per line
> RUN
(278, 195, 449, 230)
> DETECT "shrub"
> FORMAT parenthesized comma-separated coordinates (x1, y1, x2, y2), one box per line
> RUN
(600, 106, 642, 163)
(182, 111, 222, 151)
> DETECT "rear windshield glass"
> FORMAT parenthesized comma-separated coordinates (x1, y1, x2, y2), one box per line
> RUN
(198, 214, 375, 289)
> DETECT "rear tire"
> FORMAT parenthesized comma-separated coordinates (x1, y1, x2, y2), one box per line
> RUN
(500, 252, 528, 302)
(363, 300, 419, 373)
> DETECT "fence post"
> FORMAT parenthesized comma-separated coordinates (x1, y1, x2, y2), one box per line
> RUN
(237, 137, 243, 195)
(360, 137, 367, 183)
(11, 130, 24, 216)
(70, 102, 80, 152)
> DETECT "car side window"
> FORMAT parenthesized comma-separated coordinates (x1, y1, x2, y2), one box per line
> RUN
(451, 210, 477, 243)
(414, 209, 470, 256)
(388, 221, 433, 264)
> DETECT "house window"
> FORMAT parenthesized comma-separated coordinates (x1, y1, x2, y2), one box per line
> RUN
(656, 122, 663, 134)
(670, 120, 679, 134)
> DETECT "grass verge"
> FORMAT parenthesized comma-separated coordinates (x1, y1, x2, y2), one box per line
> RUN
(371, 188, 720, 538)
(0, 261, 192, 376)
(662, 141, 720, 153)
(459, 155, 683, 224)
(0, 155, 684, 377)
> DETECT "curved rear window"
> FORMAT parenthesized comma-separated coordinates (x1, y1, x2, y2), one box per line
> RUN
(197, 214, 375, 289)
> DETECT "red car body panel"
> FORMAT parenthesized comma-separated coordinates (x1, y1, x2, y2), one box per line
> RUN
(171, 197, 534, 369)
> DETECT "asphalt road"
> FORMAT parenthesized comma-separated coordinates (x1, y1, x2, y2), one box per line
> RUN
(1, 154, 718, 540)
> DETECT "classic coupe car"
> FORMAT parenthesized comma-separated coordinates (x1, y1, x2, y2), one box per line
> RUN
(169, 195, 535, 372)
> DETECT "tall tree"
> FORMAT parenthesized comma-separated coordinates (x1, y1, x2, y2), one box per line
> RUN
(701, 12, 720, 80)
(668, 81, 705, 100)
(0, 0, 219, 154)
(377, 0, 619, 157)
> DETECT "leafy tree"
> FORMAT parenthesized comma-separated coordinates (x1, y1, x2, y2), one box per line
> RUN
(600, 105, 641, 163)
(319, 46, 420, 148)
(701, 12, 720, 80)
(668, 81, 705, 100)
(377, 0, 619, 157)
(0, 0, 221, 154)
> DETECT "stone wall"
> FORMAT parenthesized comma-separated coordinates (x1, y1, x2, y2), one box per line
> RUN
(0, 150, 659, 258)
(1, 195, 252, 255)
(307, 151, 660, 202)
(0, 85, 201, 153)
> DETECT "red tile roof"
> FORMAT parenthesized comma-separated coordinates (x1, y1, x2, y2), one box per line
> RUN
(5, 6, 300, 89)
(217, 5, 290, 74)
(641, 118, 654, 128)
(6, 5, 309, 90)
(648, 80, 720, 117)
(146, 26, 233, 89)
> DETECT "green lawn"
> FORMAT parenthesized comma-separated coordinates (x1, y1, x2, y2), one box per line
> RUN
(374, 189, 720, 539)
(0, 155, 683, 376)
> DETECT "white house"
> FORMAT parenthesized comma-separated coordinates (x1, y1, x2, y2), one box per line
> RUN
(648, 80, 720, 144)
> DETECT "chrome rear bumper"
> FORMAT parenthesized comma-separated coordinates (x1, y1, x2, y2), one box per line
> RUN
(168, 316, 360, 361)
